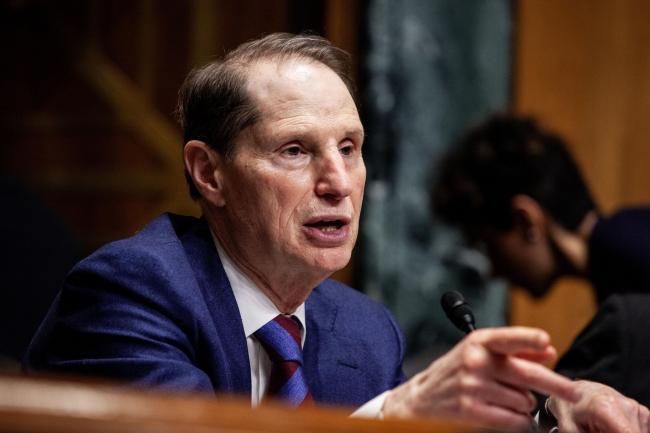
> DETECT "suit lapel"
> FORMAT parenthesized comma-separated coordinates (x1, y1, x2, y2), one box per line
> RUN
(304, 285, 369, 406)
(179, 217, 251, 396)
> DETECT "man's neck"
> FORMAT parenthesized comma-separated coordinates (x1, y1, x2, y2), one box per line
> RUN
(549, 210, 599, 275)
(203, 210, 319, 314)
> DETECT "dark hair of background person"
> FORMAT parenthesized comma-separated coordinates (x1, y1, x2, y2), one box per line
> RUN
(431, 114, 598, 242)
(176, 32, 356, 199)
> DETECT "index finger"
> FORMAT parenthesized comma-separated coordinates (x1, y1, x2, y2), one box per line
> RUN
(474, 327, 551, 355)
(499, 356, 579, 403)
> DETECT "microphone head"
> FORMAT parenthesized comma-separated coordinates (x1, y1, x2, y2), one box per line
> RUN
(441, 291, 476, 334)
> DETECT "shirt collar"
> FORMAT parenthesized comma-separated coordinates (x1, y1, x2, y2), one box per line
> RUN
(210, 230, 306, 343)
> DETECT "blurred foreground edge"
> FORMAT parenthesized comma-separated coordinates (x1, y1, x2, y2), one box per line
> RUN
(0, 373, 493, 433)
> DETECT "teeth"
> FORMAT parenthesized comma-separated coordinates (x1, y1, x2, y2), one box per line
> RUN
(319, 225, 338, 232)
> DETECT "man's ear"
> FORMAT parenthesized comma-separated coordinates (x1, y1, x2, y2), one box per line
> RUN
(511, 194, 547, 243)
(183, 140, 226, 207)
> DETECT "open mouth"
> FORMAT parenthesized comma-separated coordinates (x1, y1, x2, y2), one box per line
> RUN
(305, 220, 345, 232)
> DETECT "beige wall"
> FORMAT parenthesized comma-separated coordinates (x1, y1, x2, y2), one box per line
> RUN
(511, 0, 650, 357)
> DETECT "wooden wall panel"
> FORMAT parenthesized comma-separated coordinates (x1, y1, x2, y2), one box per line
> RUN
(0, 1, 361, 257)
(511, 0, 650, 357)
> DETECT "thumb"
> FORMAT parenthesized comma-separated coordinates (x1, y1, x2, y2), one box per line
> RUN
(548, 397, 580, 433)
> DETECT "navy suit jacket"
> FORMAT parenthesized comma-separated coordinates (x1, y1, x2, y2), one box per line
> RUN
(24, 214, 406, 407)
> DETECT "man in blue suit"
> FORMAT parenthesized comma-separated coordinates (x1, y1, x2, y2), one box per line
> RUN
(25, 33, 647, 432)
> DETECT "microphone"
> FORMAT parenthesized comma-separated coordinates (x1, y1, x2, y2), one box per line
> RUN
(441, 290, 476, 334)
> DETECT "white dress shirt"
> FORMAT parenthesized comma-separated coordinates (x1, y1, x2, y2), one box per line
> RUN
(211, 234, 385, 416)
(213, 237, 306, 407)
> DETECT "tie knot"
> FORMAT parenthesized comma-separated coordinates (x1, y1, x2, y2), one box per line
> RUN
(254, 315, 303, 363)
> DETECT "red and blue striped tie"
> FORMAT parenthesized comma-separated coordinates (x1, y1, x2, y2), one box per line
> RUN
(254, 315, 313, 406)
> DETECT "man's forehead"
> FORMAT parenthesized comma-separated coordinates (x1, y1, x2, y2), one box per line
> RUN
(240, 57, 362, 136)
(247, 57, 314, 81)
(244, 57, 354, 107)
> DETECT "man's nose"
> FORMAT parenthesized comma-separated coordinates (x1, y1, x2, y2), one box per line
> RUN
(314, 151, 353, 200)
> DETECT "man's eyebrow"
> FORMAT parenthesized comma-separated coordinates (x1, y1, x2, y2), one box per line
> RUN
(346, 128, 365, 140)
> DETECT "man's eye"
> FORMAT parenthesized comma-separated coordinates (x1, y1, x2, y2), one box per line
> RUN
(340, 144, 354, 156)
(283, 146, 302, 156)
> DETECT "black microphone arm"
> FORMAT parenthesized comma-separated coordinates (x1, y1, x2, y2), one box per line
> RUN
(441, 290, 476, 334)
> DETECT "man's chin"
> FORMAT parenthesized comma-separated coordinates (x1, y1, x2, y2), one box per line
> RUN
(309, 251, 351, 276)
(320, 259, 351, 276)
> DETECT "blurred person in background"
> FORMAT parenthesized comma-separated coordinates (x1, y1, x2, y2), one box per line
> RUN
(433, 114, 650, 425)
